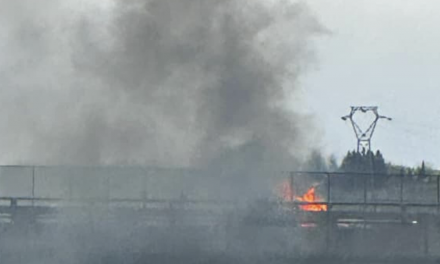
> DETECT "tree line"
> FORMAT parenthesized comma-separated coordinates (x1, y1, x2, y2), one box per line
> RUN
(303, 149, 437, 188)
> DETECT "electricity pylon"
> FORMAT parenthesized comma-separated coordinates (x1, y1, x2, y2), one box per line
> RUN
(341, 106, 392, 152)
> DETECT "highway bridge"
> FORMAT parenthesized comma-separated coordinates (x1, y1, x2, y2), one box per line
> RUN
(0, 167, 439, 263)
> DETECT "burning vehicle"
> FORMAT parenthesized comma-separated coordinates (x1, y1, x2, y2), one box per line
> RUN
(279, 179, 328, 212)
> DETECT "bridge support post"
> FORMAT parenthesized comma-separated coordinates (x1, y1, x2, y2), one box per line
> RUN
(422, 215, 429, 256)
(325, 210, 331, 253)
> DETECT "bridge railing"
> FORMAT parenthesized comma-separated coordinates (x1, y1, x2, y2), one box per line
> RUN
(0, 166, 438, 212)
(285, 171, 440, 214)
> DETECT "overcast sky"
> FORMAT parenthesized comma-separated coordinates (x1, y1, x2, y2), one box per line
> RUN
(302, 0, 440, 168)
(1, 0, 438, 169)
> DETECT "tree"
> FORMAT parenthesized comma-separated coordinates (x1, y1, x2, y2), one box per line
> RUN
(399, 167, 405, 178)
(303, 150, 328, 172)
(340, 151, 356, 172)
(328, 155, 339, 172)
(339, 149, 389, 189)
(418, 161, 426, 178)
(373, 151, 386, 173)
(407, 168, 414, 180)
(386, 163, 406, 176)
(372, 150, 387, 186)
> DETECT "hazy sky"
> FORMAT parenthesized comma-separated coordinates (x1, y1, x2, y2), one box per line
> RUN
(2, 0, 438, 169)
(303, 0, 440, 168)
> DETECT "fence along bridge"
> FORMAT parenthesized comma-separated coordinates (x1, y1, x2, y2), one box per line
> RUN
(1, 166, 440, 263)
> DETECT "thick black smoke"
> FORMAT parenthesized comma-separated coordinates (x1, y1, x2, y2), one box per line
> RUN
(0, 0, 322, 168)
(0, 1, 326, 262)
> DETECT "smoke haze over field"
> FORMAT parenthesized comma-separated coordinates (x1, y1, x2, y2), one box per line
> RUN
(0, 0, 322, 167)
(0, 2, 329, 263)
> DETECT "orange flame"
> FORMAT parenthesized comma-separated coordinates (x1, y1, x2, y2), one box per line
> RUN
(278, 180, 327, 212)
(295, 187, 327, 211)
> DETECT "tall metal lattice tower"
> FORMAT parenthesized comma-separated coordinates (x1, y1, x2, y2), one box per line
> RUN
(341, 106, 392, 152)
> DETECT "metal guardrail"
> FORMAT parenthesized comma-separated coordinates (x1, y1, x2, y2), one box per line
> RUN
(287, 171, 440, 211)
(0, 166, 438, 212)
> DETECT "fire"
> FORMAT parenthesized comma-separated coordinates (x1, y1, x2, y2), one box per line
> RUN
(295, 187, 327, 211)
(278, 180, 327, 212)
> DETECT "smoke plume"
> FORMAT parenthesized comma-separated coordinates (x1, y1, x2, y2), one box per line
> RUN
(0, 0, 322, 168)
(0, 2, 326, 263)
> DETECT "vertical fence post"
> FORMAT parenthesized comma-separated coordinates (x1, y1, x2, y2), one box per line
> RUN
(400, 173, 404, 204)
(399, 173, 404, 218)
(326, 173, 331, 253)
(362, 174, 368, 232)
(32, 166, 35, 207)
(105, 175, 110, 206)
(327, 173, 331, 206)
(363, 174, 368, 208)
(437, 176, 440, 214)
(289, 172, 294, 203)
(142, 170, 149, 209)
(68, 175, 73, 201)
